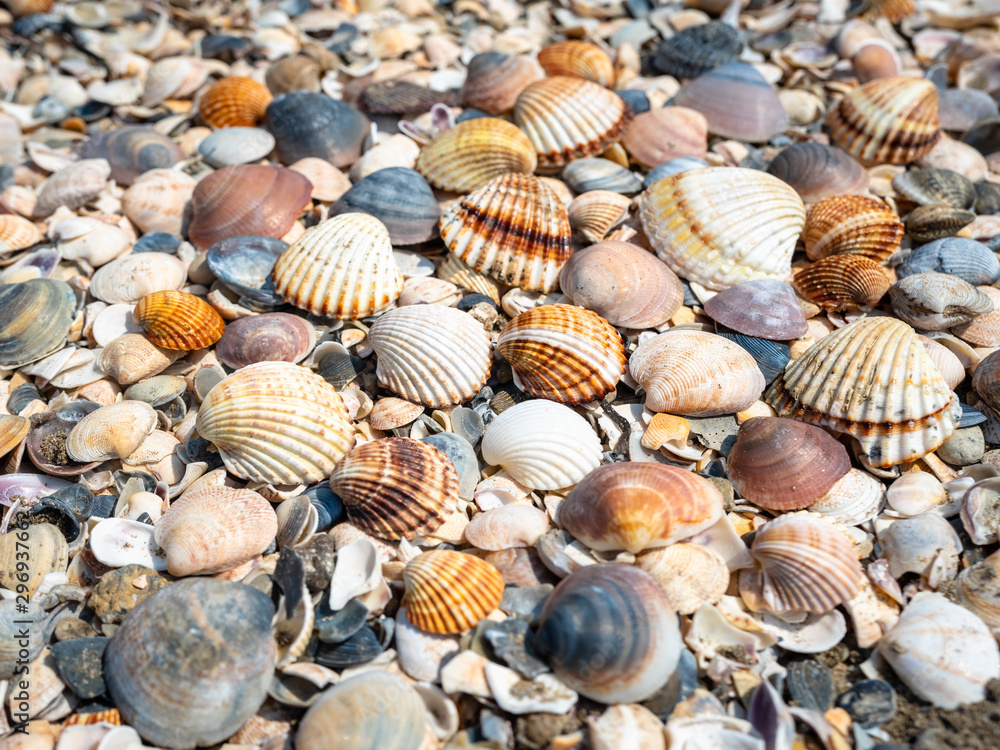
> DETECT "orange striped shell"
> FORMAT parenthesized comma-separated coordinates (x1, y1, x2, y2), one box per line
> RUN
(803, 194, 904, 262)
(0, 215, 42, 252)
(199, 77, 273, 129)
(416, 118, 537, 193)
(403, 550, 504, 634)
(537, 41, 615, 87)
(133, 290, 226, 350)
(794, 254, 892, 311)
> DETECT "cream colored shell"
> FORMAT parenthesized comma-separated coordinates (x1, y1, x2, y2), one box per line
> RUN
(89, 252, 188, 305)
(66, 400, 158, 462)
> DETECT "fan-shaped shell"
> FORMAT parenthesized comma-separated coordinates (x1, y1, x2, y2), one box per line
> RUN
(65, 400, 157, 463)
(98, 334, 182, 385)
(638, 167, 806, 291)
(808, 468, 885, 526)
(653, 21, 742, 79)
(265, 55, 321, 95)
(953, 286, 1000, 346)
(717, 331, 791, 386)
(898, 238, 1000, 286)
(559, 462, 723, 553)
(562, 158, 643, 195)
(803, 194, 904, 262)
(331, 167, 439, 246)
(121, 168, 197, 236)
(538, 41, 615, 87)
(79, 126, 184, 186)
(195, 361, 356, 484)
(567, 190, 630, 244)
(636, 543, 730, 615)
(621, 107, 709, 170)
(439, 173, 572, 293)
(462, 52, 543, 115)
(403, 550, 503, 634)
(889, 272, 994, 330)
(514, 76, 631, 170)
(416, 118, 537, 193)
(133, 290, 225, 350)
(216, 313, 315, 369)
(674, 62, 788, 142)
(437, 253, 503, 303)
(481, 399, 602, 490)
(766, 316, 961, 467)
(265, 92, 369, 168)
(89, 252, 187, 305)
(794, 254, 892, 311)
(33, 159, 111, 218)
(826, 76, 942, 166)
(0, 214, 42, 251)
(704, 280, 807, 340)
(329, 438, 458, 541)
(629, 331, 766, 416)
(0, 279, 76, 368)
(368, 397, 424, 431)
(199, 76, 273, 128)
(765, 142, 869, 203)
(893, 167, 975, 209)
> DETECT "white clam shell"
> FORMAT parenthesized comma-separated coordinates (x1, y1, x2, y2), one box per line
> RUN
(464, 503, 550, 551)
(66, 400, 157, 463)
(89, 517, 168, 570)
(808, 468, 885, 526)
(89, 252, 187, 304)
(327, 538, 382, 610)
(484, 662, 577, 715)
(877, 511, 961, 583)
(395, 607, 460, 683)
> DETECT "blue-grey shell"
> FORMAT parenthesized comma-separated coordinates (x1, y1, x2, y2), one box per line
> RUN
(896, 238, 1000, 286)
(716, 331, 791, 385)
(331, 167, 439, 246)
(206, 235, 288, 306)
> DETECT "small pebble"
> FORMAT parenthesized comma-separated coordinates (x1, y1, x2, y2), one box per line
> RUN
(837, 679, 898, 728)
(936, 426, 985, 466)
(50, 637, 109, 699)
(788, 660, 835, 712)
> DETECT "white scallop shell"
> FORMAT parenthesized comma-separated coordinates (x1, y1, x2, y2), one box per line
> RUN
(807, 468, 884, 526)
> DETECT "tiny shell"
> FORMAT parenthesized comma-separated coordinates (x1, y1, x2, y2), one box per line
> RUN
(133, 290, 225, 350)
(802, 194, 904, 262)
(703, 280, 807, 340)
(416, 118, 537, 193)
(403, 550, 504, 634)
(794, 254, 892, 311)
(538, 41, 615, 87)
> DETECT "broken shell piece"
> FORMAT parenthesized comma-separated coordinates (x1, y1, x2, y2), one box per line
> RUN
(88, 518, 167, 571)
(636, 543, 729, 615)
(878, 512, 961, 584)
(484, 662, 578, 715)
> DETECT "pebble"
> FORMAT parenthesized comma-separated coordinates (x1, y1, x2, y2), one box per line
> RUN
(50, 637, 109, 699)
(88, 564, 170, 624)
(936, 426, 986, 466)
(499, 584, 553, 620)
(788, 660, 835, 712)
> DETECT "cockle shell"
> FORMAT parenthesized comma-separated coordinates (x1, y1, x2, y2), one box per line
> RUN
(703, 280, 807, 340)
(196, 361, 356, 484)
(98, 334, 181, 385)
(538, 41, 615, 86)
(368, 397, 424, 431)
(898, 237, 1000, 286)
(0, 214, 42, 251)
(636, 543, 730, 615)
(79, 126, 184, 186)
(416, 118, 536, 193)
(0, 279, 76, 368)
(32, 159, 111, 218)
(889, 272, 994, 330)
(133, 290, 225, 350)
(330, 167, 438, 246)
(765, 142, 869, 203)
(89, 252, 187, 305)
(65, 400, 157, 463)
(120, 169, 196, 236)
(462, 52, 543, 115)
(562, 158, 643, 195)
(199, 76, 273, 128)
(953, 286, 1000, 347)
(802, 194, 904, 262)
(437, 253, 503, 303)
(638, 167, 806, 291)
(808, 468, 885, 526)
(793, 254, 892, 311)
(216, 313, 315, 369)
(566, 190, 630, 243)
(465, 504, 550, 550)
(403, 550, 504, 634)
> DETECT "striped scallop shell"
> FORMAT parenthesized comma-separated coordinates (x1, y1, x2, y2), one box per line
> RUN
(889, 272, 994, 330)
(439, 173, 572, 293)
(437, 253, 502, 303)
(481, 399, 603, 490)
(514, 76, 631, 170)
(272, 213, 403, 319)
(368, 397, 424, 431)
(416, 118, 537, 193)
(497, 304, 626, 404)
(537, 41, 615, 87)
(403, 550, 504, 634)
(638, 167, 805, 291)
(766, 316, 961, 468)
(0, 215, 42, 251)
(329, 438, 458, 541)
(195, 361, 356, 484)
(803, 195, 904, 262)
(199, 76, 273, 128)
(826, 76, 941, 166)
(368, 305, 492, 408)
(567, 190, 630, 244)
(793, 254, 892, 311)
(133, 290, 225, 350)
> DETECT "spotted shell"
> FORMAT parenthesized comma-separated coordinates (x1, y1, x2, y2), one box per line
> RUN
(416, 118, 537, 193)
(403, 550, 504, 634)
(537, 41, 615, 87)
(133, 290, 225, 351)
(803, 195, 904, 262)
(199, 76, 273, 128)
(793, 254, 892, 311)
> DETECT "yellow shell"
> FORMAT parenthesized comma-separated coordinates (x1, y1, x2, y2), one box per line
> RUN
(793, 254, 892, 311)
(0, 215, 42, 252)
(567, 190, 630, 244)
(403, 550, 504, 634)
(416, 118, 537, 193)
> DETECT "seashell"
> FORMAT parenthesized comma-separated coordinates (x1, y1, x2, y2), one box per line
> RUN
(331, 167, 439, 246)
(892, 167, 976, 209)
(905, 204, 975, 243)
(462, 52, 543, 115)
(918, 334, 966, 390)
(104, 579, 276, 748)
(808, 468, 885, 526)
(794, 254, 892, 311)
(273, 213, 403, 319)
(717, 332, 791, 386)
(497, 304, 626, 404)
(25, 400, 101, 476)
(154, 486, 277, 576)
(561, 158, 643, 195)
(879, 512, 960, 580)
(629, 330, 765, 416)
(417, 118, 536, 194)
(0, 523, 68, 598)
(826, 76, 942, 166)
(955, 553, 1000, 636)
(973, 350, 1000, 413)
(196, 361, 356, 484)
(567, 190, 630, 243)
(878, 592, 999, 709)
(79, 126, 184, 186)
(465, 504, 550, 550)
(65, 400, 157, 463)
(120, 169, 196, 236)
(33, 159, 111, 218)
(953, 286, 1000, 346)
(802, 194, 904, 262)
(187, 164, 312, 250)
(766, 142, 869, 204)
(976, 181, 1000, 214)
(205, 234, 287, 307)
(621, 107, 708, 170)
(133, 290, 225, 350)
(290, 158, 352, 203)
(403, 550, 503, 634)
(439, 173, 572, 293)
(0, 599, 45, 679)
(0, 279, 76, 368)
(124, 375, 186, 408)
(199, 76, 273, 128)
(0, 414, 28, 457)
(638, 167, 806, 291)
(359, 80, 461, 116)
(0, 214, 42, 251)
(559, 462, 723, 553)
(397, 276, 460, 306)
(653, 21, 742, 79)
(98, 333, 182, 385)
(368, 397, 423, 431)
(368, 305, 492, 407)
(216, 313, 315, 369)
(704, 280, 807, 340)
(265, 92, 369, 168)
(766, 316, 961, 468)
(636, 543, 730, 615)
(197, 127, 276, 168)
(481, 399, 602, 490)
(536, 564, 681, 703)
(889, 272, 993, 330)
(514, 76, 631, 170)
(89, 252, 187, 305)
(674, 63, 787, 142)
(142, 56, 209, 107)
(853, 39, 902, 82)
(265, 55, 321, 95)
(437, 253, 502, 303)
(538, 41, 615, 87)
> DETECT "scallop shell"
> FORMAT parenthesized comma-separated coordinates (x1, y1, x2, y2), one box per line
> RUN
(133, 290, 225, 350)
(653, 21, 742, 79)
(120, 168, 197, 236)
(439, 173, 572, 293)
(32, 159, 111, 218)
(368, 397, 424, 431)
(481, 399, 603, 490)
(79, 126, 184, 187)
(636, 543, 729, 615)
(898, 237, 1000, 286)
(0, 214, 42, 251)
(65, 400, 157, 463)
(199, 76, 273, 128)
(265, 92, 369, 168)
(195, 361, 356, 484)
(403, 550, 504, 634)
(437, 253, 503, 303)
(766, 316, 961, 467)
(638, 167, 806, 291)
(953, 286, 1000, 346)
(802, 194, 904, 262)
(889, 272, 994, 330)
(766, 142, 870, 204)
(416, 117, 537, 193)
(567, 190, 630, 244)
(330, 167, 439, 246)
(629, 330, 766, 416)
(216, 313, 315, 369)
(89, 252, 187, 305)
(0, 279, 76, 368)
(368, 305, 492, 408)
(538, 41, 615, 87)
(892, 167, 976, 209)
(462, 52, 543, 115)
(793, 254, 892, 311)
(703, 280, 807, 340)
(808, 468, 885, 526)
(98, 333, 182, 385)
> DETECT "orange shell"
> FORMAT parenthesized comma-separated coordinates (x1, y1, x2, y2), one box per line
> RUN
(133, 290, 225, 350)
(0, 214, 42, 251)
(199, 76, 273, 129)
(794, 254, 892, 311)
(403, 549, 504, 634)
(803, 194, 904, 262)
(537, 41, 615, 87)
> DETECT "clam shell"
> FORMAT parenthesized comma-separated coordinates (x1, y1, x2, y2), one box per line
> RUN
(133, 290, 225, 350)
(794, 254, 892, 311)
(905, 205, 975, 243)
(272, 213, 403, 319)
(331, 167, 439, 246)
(98, 333, 182, 385)
(0, 414, 28, 456)
(766, 316, 961, 467)
(265, 92, 369, 168)
(0, 214, 42, 251)
(559, 462, 723, 553)
(32, 159, 111, 218)
(674, 62, 788, 142)
(955, 554, 1000, 635)
(265, 55, 321, 95)
(567, 190, 630, 243)
(561, 158, 643, 195)
(629, 330, 766, 416)
(481, 399, 602, 490)
(120, 168, 196, 236)
(403, 550, 504, 634)
(621, 107, 708, 170)
(368, 305, 492, 408)
(704, 280, 807, 340)
(0, 279, 76, 368)
(199, 76, 273, 128)
(952, 286, 1000, 346)
(919, 334, 966, 390)
(892, 167, 976, 208)
(653, 21, 742, 78)
(195, 361, 356, 484)
(462, 52, 543, 115)
(142, 56, 208, 107)
(79, 126, 183, 186)
(359, 80, 461, 115)
(66, 400, 157, 463)
(717, 332, 791, 386)
(972, 349, 1000, 411)
(638, 167, 806, 291)
(206, 234, 287, 307)
(90, 252, 187, 305)
(197, 127, 276, 168)
(0, 523, 67, 598)
(416, 117, 537, 193)
(766, 142, 869, 203)
(889, 272, 994, 330)
(636, 543, 730, 615)
(538, 41, 615, 86)
(439, 173, 572, 293)
(807, 468, 885, 526)
(216, 313, 315, 369)
(802, 194, 904, 262)
(290, 158, 352, 203)
(26, 400, 101, 476)
(465, 504, 550, 550)
(124, 375, 186, 407)
(0, 600, 45, 679)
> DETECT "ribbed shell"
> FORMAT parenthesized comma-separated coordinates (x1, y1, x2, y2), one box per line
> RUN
(765, 142, 869, 204)
(403, 550, 504, 634)
(567, 190, 630, 243)
(897, 238, 1000, 286)
(826, 76, 942, 166)
(272, 213, 403, 319)
(808, 468, 885, 527)
(0, 279, 76, 368)
(889, 272, 994, 330)
(329, 438, 458, 541)
(638, 167, 806, 291)
(462, 52, 543, 115)
(892, 168, 975, 209)
(368, 305, 492, 408)
(793, 255, 892, 311)
(905, 205, 975, 243)
(537, 41, 615, 87)
(199, 76, 273, 128)
(497, 304, 626, 404)
(133, 290, 225, 350)
(703, 280, 807, 340)
(765, 316, 961, 467)
(673, 63, 787, 143)
(368, 397, 424, 431)
(416, 118, 537, 193)
(90, 252, 187, 305)
(196, 362, 356, 484)
(803, 195, 904, 262)
(437, 253, 502, 303)
(953, 286, 1000, 347)
(439, 173, 572, 293)
(0, 215, 42, 251)
(636, 544, 729, 616)
(0, 415, 29, 456)
(514, 76, 631, 170)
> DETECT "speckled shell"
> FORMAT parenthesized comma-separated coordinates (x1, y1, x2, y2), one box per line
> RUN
(196, 362, 356, 484)
(794, 254, 892, 311)
(462, 52, 543, 115)
(638, 167, 806, 291)
(567, 190, 630, 244)
(826, 76, 942, 166)
(538, 41, 615, 86)
(765, 142, 869, 203)
(439, 173, 572, 293)
(199, 76, 273, 128)
(889, 272, 994, 330)
(481, 399, 603, 490)
(803, 195, 904, 262)
(79, 126, 184, 186)
(766, 316, 961, 467)
(215, 313, 315, 369)
(416, 118, 537, 193)
(673, 62, 787, 142)
(133, 290, 225, 350)
(0, 214, 42, 251)
(0, 279, 76, 368)
(330, 167, 439, 246)
(33, 159, 111, 218)
(629, 331, 766, 416)
(703, 280, 807, 340)
(368, 305, 492, 408)
(898, 238, 1000, 286)
(272, 213, 403, 319)
(953, 287, 1000, 346)
(653, 21, 742, 79)
(121, 168, 197, 236)
(514, 76, 631, 170)
(403, 550, 504, 634)
(89, 252, 187, 305)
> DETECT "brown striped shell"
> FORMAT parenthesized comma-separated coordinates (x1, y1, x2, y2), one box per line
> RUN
(416, 118, 537, 194)
(133, 290, 225, 351)
(0, 215, 42, 252)
(402, 550, 504, 634)
(803, 194, 904, 262)
(537, 41, 615, 87)
(793, 254, 892, 311)
(461, 52, 543, 115)
(216, 313, 316, 369)
(199, 76, 273, 128)
(567, 190, 630, 244)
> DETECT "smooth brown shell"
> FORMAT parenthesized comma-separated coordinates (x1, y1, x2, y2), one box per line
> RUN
(403, 550, 504, 634)
(215, 313, 315, 369)
(462, 52, 543, 115)
(803, 194, 904, 262)
(621, 107, 708, 169)
(794, 254, 892, 311)
(199, 76, 273, 128)
(133, 290, 225, 351)
(766, 142, 869, 204)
